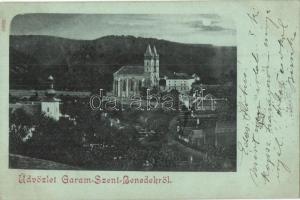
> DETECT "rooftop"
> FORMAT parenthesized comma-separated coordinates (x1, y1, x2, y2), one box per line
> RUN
(40, 96, 61, 102)
(167, 72, 194, 80)
(114, 65, 145, 75)
(215, 121, 236, 133)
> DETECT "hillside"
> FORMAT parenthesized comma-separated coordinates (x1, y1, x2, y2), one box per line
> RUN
(9, 154, 80, 170)
(10, 35, 236, 91)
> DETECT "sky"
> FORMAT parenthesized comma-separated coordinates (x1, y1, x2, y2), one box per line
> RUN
(11, 14, 236, 46)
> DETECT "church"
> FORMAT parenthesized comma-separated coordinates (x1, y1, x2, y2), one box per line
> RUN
(9, 75, 61, 121)
(40, 75, 61, 121)
(113, 44, 160, 97)
(112, 44, 200, 97)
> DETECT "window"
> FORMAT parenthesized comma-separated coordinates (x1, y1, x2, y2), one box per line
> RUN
(130, 79, 134, 91)
(115, 80, 118, 94)
(123, 80, 126, 91)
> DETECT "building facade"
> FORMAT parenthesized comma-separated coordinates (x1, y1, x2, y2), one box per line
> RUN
(113, 45, 200, 97)
(9, 75, 61, 121)
(113, 45, 159, 97)
(162, 73, 199, 94)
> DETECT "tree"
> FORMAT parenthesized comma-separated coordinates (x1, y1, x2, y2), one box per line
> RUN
(150, 86, 159, 95)
(169, 89, 180, 110)
(139, 87, 147, 98)
(10, 108, 34, 126)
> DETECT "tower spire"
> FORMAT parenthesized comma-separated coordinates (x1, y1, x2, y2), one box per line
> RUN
(45, 75, 56, 97)
(144, 44, 153, 57)
(153, 45, 158, 57)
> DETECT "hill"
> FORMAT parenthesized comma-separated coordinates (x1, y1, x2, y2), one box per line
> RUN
(10, 35, 236, 91)
(9, 154, 80, 170)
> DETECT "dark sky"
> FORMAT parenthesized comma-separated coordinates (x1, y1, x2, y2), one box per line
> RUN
(11, 14, 236, 46)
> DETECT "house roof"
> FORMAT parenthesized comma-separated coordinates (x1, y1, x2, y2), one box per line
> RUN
(114, 65, 145, 75)
(167, 72, 193, 80)
(182, 127, 194, 136)
(204, 94, 216, 100)
(191, 130, 205, 138)
(40, 96, 61, 102)
(180, 118, 198, 127)
(215, 121, 236, 133)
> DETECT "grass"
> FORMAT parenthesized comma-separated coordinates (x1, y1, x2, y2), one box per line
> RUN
(9, 154, 80, 170)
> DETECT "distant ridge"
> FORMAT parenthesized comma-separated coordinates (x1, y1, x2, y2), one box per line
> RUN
(10, 35, 236, 91)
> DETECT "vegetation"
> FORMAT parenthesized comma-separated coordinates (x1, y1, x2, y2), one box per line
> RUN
(9, 98, 179, 170)
(10, 35, 236, 90)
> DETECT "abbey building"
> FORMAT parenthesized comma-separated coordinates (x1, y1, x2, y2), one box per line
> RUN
(113, 44, 160, 97)
(113, 44, 200, 97)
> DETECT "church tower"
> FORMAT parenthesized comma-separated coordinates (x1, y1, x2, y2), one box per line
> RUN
(152, 46, 160, 86)
(41, 75, 61, 121)
(144, 44, 159, 87)
(144, 44, 154, 73)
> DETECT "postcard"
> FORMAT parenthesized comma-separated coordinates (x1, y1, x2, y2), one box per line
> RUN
(0, 1, 299, 199)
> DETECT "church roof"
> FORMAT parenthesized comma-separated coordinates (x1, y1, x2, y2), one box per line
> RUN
(114, 65, 145, 75)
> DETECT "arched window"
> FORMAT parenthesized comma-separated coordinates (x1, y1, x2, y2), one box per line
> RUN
(130, 79, 134, 91)
(123, 80, 126, 91)
(115, 80, 118, 95)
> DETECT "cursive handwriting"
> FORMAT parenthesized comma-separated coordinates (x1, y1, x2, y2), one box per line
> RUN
(239, 8, 296, 186)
